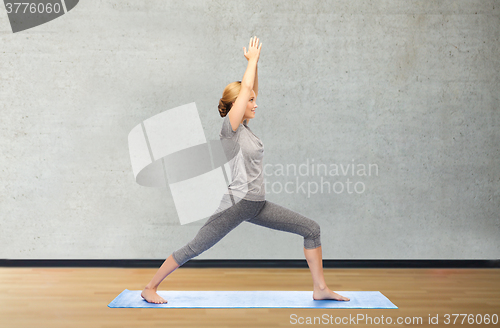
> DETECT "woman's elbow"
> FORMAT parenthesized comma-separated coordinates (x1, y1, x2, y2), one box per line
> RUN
(240, 81, 253, 91)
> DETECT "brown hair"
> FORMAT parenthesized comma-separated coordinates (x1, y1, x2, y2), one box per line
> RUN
(218, 81, 241, 117)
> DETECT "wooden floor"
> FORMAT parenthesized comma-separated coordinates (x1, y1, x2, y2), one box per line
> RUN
(1, 267, 499, 327)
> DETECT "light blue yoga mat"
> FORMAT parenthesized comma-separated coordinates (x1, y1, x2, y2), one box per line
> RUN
(108, 289, 397, 309)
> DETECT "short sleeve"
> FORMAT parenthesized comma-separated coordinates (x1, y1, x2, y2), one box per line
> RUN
(220, 115, 239, 139)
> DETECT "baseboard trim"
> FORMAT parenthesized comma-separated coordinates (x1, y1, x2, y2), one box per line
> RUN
(0, 259, 499, 268)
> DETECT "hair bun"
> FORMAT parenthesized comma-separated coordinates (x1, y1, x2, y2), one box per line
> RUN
(218, 99, 231, 117)
(218, 81, 240, 117)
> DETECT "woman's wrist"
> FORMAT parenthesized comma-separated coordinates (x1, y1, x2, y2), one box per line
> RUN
(247, 58, 258, 65)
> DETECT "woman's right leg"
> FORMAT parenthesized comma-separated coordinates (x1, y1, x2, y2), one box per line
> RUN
(247, 200, 349, 301)
(304, 246, 350, 301)
(141, 199, 264, 303)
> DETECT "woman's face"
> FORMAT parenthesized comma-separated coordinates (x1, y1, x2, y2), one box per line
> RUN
(243, 90, 258, 121)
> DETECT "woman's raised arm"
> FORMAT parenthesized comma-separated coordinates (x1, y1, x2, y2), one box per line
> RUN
(254, 63, 258, 97)
(227, 36, 262, 131)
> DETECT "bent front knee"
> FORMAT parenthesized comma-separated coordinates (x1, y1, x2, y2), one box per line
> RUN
(304, 221, 321, 249)
(309, 221, 321, 239)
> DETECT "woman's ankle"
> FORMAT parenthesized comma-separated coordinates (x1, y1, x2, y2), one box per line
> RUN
(314, 283, 327, 291)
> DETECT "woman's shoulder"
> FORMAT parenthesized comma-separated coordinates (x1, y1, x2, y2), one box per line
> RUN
(220, 115, 242, 138)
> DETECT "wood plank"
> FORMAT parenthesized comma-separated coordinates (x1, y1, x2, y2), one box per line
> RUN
(0, 268, 498, 327)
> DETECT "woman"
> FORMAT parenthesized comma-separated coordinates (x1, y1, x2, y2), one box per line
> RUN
(141, 36, 350, 304)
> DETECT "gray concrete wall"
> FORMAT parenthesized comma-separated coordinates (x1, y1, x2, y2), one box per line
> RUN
(0, 0, 498, 259)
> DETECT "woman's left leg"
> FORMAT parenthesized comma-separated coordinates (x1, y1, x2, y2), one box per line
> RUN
(246, 200, 350, 301)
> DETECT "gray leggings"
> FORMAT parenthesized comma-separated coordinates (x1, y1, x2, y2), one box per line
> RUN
(172, 199, 321, 266)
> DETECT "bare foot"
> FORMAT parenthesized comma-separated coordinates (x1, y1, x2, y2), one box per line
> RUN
(313, 287, 350, 301)
(141, 287, 168, 304)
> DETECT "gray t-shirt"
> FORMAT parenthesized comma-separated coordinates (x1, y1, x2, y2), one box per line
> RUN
(219, 115, 265, 202)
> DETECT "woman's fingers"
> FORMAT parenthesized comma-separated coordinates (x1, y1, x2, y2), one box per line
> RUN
(249, 36, 260, 48)
(244, 36, 261, 60)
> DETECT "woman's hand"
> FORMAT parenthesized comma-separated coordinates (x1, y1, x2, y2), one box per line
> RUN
(244, 36, 262, 62)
